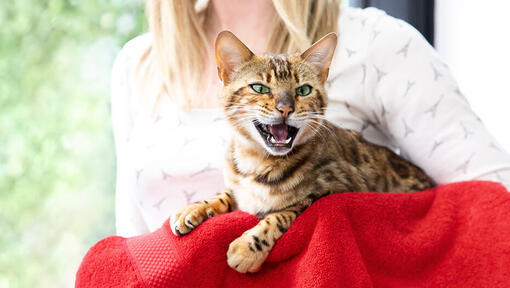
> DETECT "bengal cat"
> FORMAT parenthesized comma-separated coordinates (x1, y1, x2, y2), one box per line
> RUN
(170, 31, 434, 273)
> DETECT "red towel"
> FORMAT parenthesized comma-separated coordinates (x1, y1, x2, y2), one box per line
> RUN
(76, 181, 510, 287)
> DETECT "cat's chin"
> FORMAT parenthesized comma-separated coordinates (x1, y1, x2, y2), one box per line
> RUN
(264, 145, 294, 156)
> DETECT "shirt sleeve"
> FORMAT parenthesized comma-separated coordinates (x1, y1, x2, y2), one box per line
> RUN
(111, 41, 150, 237)
(363, 12, 510, 190)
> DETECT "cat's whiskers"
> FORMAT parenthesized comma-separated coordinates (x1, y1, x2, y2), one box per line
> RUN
(320, 107, 344, 113)
(225, 107, 254, 114)
(226, 106, 258, 116)
(227, 112, 258, 130)
(301, 111, 347, 129)
(303, 117, 338, 144)
(304, 123, 327, 142)
(303, 122, 328, 144)
(227, 113, 256, 120)
(225, 103, 251, 108)
(306, 118, 336, 139)
(228, 116, 256, 126)
(228, 115, 254, 123)
(224, 103, 258, 113)
(301, 112, 327, 117)
(301, 111, 327, 117)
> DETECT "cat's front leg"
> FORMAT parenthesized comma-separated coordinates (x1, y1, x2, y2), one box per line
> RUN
(227, 206, 306, 273)
(170, 189, 235, 236)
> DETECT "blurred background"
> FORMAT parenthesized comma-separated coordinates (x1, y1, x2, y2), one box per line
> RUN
(0, 0, 508, 287)
(0, 0, 145, 287)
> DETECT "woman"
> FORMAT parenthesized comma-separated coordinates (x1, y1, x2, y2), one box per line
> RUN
(111, 0, 510, 237)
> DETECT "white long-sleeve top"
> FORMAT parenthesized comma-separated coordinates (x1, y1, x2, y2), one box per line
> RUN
(111, 7, 510, 237)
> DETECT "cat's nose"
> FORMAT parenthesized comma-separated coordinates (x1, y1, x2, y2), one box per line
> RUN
(276, 103, 294, 118)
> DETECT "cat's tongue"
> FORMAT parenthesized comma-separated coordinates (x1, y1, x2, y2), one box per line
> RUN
(269, 123, 288, 142)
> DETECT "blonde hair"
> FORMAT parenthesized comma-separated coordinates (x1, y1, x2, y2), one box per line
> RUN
(140, 0, 340, 112)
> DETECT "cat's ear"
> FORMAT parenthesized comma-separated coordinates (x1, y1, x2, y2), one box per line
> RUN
(215, 31, 254, 84)
(300, 33, 338, 83)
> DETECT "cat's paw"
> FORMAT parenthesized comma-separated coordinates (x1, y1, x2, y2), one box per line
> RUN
(170, 203, 210, 236)
(227, 234, 269, 273)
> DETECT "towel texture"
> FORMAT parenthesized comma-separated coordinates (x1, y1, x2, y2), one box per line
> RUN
(76, 181, 510, 287)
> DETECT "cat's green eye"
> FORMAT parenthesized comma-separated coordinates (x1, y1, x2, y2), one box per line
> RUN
(250, 84, 270, 94)
(296, 85, 312, 96)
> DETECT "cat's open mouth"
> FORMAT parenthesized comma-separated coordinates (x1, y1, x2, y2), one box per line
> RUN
(254, 121, 299, 148)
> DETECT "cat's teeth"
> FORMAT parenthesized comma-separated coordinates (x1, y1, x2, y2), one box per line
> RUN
(285, 137, 292, 144)
(270, 136, 276, 143)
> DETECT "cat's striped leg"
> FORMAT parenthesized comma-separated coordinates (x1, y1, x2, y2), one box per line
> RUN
(227, 200, 312, 273)
(170, 189, 235, 236)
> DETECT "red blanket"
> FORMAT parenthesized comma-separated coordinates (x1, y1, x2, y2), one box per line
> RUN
(76, 181, 510, 287)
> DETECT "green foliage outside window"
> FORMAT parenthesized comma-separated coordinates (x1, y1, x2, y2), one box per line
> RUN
(0, 0, 145, 286)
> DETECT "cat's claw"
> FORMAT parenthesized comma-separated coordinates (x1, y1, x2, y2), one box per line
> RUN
(227, 235, 268, 273)
(170, 204, 208, 236)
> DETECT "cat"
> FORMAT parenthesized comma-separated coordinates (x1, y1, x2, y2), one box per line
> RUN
(170, 31, 434, 273)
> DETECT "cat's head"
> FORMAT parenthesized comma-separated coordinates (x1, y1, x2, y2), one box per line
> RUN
(215, 31, 337, 156)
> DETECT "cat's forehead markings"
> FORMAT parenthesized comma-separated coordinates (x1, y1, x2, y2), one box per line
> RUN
(268, 56, 292, 81)
(266, 69, 274, 84)
(293, 71, 300, 84)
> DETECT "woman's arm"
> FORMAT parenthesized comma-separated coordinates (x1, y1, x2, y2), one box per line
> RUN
(111, 38, 150, 237)
(363, 13, 510, 189)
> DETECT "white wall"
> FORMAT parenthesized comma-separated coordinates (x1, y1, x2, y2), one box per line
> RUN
(435, 0, 510, 151)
